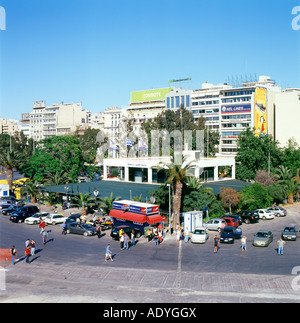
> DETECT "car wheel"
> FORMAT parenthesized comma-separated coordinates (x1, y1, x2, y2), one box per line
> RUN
(262, 216, 266, 220)
(33, 221, 37, 225)
(83, 232, 88, 237)
(245, 219, 250, 224)
(136, 232, 141, 238)
(66, 229, 71, 234)
(52, 221, 56, 225)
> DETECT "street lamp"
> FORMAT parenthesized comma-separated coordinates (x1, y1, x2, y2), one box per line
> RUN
(167, 184, 171, 234)
(64, 185, 69, 208)
(93, 188, 99, 199)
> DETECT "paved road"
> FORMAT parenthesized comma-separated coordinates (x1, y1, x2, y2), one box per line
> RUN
(1, 203, 300, 303)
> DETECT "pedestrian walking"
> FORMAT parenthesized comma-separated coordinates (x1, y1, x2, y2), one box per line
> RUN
(25, 246, 31, 264)
(120, 233, 125, 250)
(184, 227, 189, 243)
(277, 238, 286, 255)
(42, 230, 48, 245)
(105, 244, 114, 262)
(131, 230, 136, 246)
(62, 221, 67, 235)
(154, 231, 159, 246)
(214, 235, 219, 254)
(11, 245, 17, 265)
(176, 228, 181, 242)
(25, 238, 30, 248)
(39, 220, 46, 234)
(30, 239, 36, 256)
(96, 224, 102, 238)
(124, 233, 130, 250)
(241, 236, 247, 252)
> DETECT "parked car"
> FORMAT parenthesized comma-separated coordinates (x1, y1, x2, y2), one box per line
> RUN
(190, 227, 209, 244)
(253, 230, 273, 247)
(256, 209, 275, 220)
(223, 217, 239, 228)
(236, 210, 259, 224)
(65, 214, 81, 224)
(110, 225, 142, 240)
(0, 197, 18, 209)
(220, 226, 243, 244)
(2, 204, 21, 215)
(281, 226, 298, 241)
(45, 213, 68, 225)
(268, 206, 287, 217)
(223, 214, 242, 225)
(24, 212, 50, 225)
(65, 222, 96, 236)
(9, 205, 40, 223)
(205, 219, 226, 232)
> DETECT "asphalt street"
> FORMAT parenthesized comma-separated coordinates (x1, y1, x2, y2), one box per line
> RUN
(1, 203, 300, 303)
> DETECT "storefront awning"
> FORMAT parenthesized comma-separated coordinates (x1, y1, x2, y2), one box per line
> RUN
(147, 214, 166, 225)
(109, 209, 147, 223)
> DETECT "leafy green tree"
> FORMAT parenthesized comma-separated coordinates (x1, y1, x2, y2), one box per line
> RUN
(239, 183, 273, 210)
(236, 128, 283, 181)
(22, 136, 84, 182)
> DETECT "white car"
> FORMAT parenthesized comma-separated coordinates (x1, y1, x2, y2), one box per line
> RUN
(25, 212, 50, 225)
(204, 218, 226, 232)
(256, 209, 275, 220)
(191, 227, 209, 244)
(45, 213, 68, 225)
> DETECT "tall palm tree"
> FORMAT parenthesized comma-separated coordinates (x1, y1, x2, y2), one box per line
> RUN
(98, 192, 121, 215)
(0, 150, 21, 189)
(43, 170, 74, 186)
(21, 180, 40, 203)
(157, 156, 195, 227)
(72, 192, 96, 215)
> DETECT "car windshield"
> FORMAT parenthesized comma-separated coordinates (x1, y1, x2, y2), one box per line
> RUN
(194, 230, 205, 234)
(256, 232, 268, 238)
(284, 227, 295, 232)
(82, 223, 92, 229)
(223, 229, 233, 234)
(265, 210, 271, 213)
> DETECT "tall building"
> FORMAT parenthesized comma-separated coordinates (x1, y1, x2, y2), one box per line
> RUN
(28, 101, 91, 140)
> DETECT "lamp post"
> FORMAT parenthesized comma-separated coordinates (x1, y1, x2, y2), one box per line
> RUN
(64, 185, 69, 208)
(167, 184, 171, 234)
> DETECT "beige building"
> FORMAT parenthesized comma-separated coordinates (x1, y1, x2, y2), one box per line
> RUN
(269, 88, 300, 147)
(0, 117, 20, 136)
(28, 101, 91, 140)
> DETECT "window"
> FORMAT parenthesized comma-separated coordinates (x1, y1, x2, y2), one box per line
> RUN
(186, 95, 190, 107)
(176, 96, 180, 108)
(167, 97, 170, 109)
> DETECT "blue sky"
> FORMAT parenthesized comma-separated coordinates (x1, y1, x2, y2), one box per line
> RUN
(0, 0, 299, 119)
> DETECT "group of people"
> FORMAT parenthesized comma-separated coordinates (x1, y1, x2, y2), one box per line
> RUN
(118, 229, 136, 250)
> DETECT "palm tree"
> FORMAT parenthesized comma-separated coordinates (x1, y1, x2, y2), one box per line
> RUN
(98, 192, 121, 215)
(72, 192, 96, 215)
(274, 165, 292, 182)
(0, 150, 21, 189)
(43, 170, 74, 186)
(285, 179, 300, 204)
(21, 180, 40, 203)
(157, 156, 195, 227)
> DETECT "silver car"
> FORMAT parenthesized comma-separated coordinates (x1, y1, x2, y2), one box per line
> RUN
(191, 227, 209, 244)
(253, 230, 273, 247)
(282, 226, 298, 241)
(268, 206, 287, 217)
(204, 219, 226, 232)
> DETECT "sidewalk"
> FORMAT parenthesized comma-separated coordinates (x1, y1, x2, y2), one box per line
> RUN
(1, 259, 300, 303)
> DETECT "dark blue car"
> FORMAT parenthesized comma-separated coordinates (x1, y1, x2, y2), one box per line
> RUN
(220, 226, 242, 244)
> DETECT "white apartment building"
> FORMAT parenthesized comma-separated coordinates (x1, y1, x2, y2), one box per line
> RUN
(28, 101, 91, 141)
(0, 117, 20, 136)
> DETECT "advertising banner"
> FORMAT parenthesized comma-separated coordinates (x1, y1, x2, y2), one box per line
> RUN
(221, 104, 251, 114)
(112, 200, 159, 215)
(131, 87, 173, 104)
(254, 87, 268, 137)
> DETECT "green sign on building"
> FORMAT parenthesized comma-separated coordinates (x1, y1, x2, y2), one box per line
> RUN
(131, 87, 173, 104)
